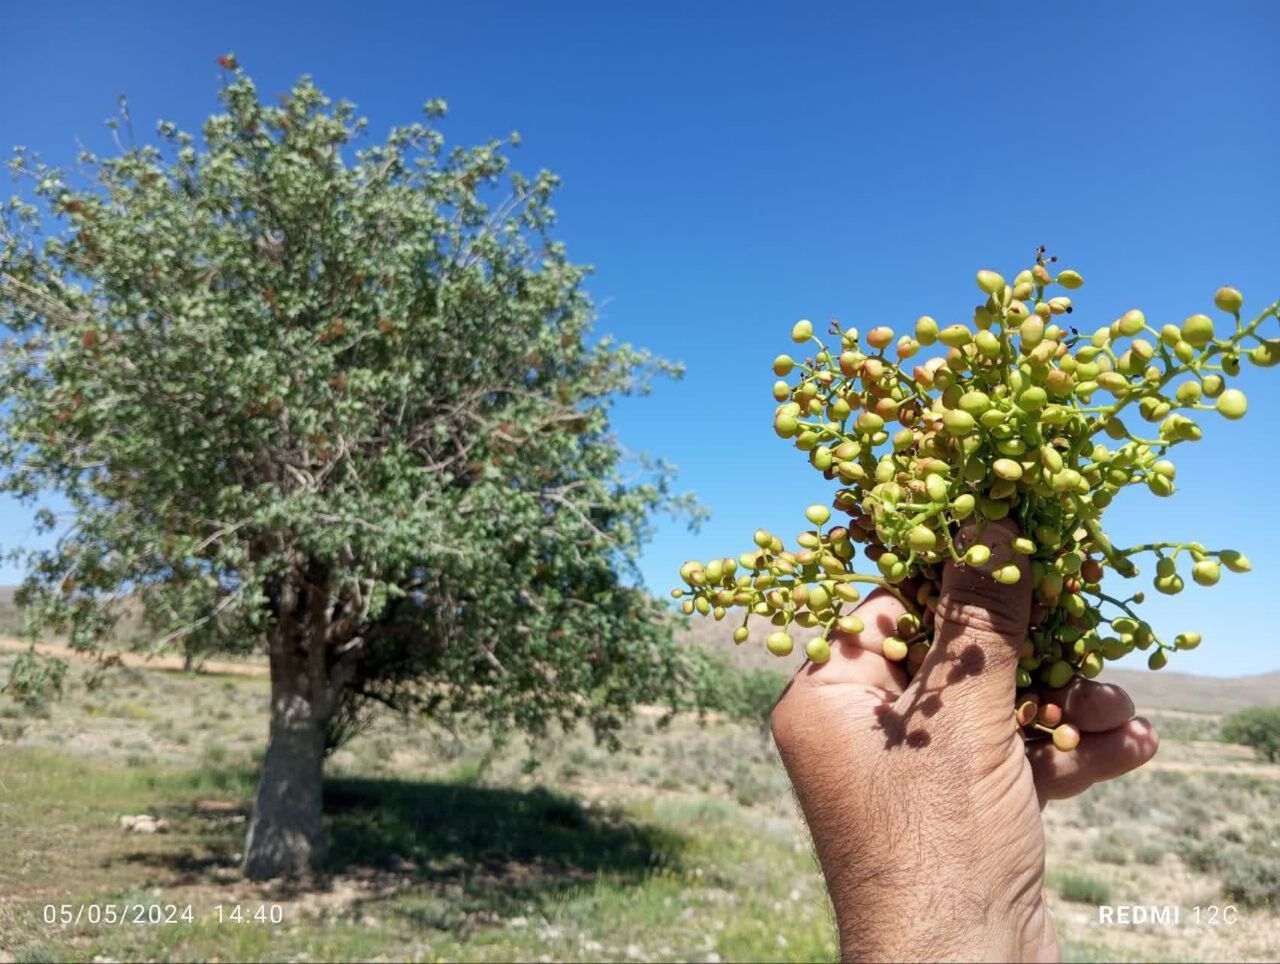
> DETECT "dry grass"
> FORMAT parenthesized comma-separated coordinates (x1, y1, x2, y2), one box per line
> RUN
(0, 648, 1277, 962)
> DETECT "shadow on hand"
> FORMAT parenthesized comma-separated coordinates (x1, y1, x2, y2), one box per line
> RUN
(872, 643, 987, 751)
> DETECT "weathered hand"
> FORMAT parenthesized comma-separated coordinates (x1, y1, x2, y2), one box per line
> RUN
(770, 521, 1159, 962)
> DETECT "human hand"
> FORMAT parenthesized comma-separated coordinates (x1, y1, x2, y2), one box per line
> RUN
(770, 521, 1159, 962)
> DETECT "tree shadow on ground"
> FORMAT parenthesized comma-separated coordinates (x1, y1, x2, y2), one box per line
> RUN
(324, 777, 685, 931)
(323, 777, 679, 881)
(118, 772, 683, 932)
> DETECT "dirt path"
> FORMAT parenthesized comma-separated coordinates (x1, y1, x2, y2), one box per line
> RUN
(1144, 759, 1280, 779)
(1135, 706, 1222, 720)
(0, 635, 269, 678)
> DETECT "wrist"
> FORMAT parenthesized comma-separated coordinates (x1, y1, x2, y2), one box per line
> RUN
(828, 857, 1054, 962)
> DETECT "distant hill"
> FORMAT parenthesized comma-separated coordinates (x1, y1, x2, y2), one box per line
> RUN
(678, 616, 1279, 716)
(1092, 667, 1280, 715)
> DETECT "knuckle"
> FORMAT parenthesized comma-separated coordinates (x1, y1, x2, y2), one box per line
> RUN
(936, 575, 1030, 640)
(935, 597, 1021, 637)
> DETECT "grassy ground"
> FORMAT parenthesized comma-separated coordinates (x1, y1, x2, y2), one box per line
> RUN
(1, 651, 1278, 963)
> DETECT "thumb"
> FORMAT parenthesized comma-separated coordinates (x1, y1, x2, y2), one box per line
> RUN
(907, 519, 1032, 729)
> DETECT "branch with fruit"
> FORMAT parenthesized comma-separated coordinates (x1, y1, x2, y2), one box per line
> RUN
(674, 251, 1277, 749)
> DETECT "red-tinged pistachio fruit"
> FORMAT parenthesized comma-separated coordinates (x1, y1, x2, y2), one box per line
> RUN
(1052, 723, 1081, 751)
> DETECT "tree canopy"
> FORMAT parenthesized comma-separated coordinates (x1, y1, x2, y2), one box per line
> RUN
(1, 64, 711, 875)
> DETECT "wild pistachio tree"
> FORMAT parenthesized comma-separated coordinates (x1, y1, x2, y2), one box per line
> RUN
(0, 66, 705, 879)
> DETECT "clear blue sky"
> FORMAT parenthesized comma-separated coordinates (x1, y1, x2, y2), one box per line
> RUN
(3, 1, 1278, 675)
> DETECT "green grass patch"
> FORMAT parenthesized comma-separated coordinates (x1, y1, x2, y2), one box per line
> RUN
(1052, 871, 1112, 905)
(0, 745, 835, 962)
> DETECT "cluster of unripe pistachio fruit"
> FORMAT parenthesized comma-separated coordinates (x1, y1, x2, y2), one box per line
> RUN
(676, 250, 1278, 749)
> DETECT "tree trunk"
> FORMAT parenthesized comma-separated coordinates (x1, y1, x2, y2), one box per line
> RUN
(242, 646, 328, 880)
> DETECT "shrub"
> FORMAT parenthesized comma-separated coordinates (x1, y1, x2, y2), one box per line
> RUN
(1054, 872, 1112, 905)
(1090, 834, 1128, 865)
(1221, 851, 1280, 908)
(1221, 707, 1280, 763)
(3, 648, 65, 713)
(1176, 838, 1218, 874)
(1178, 836, 1280, 908)
(1134, 842, 1165, 865)
(15, 947, 57, 964)
(0, 719, 27, 742)
(695, 655, 785, 728)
